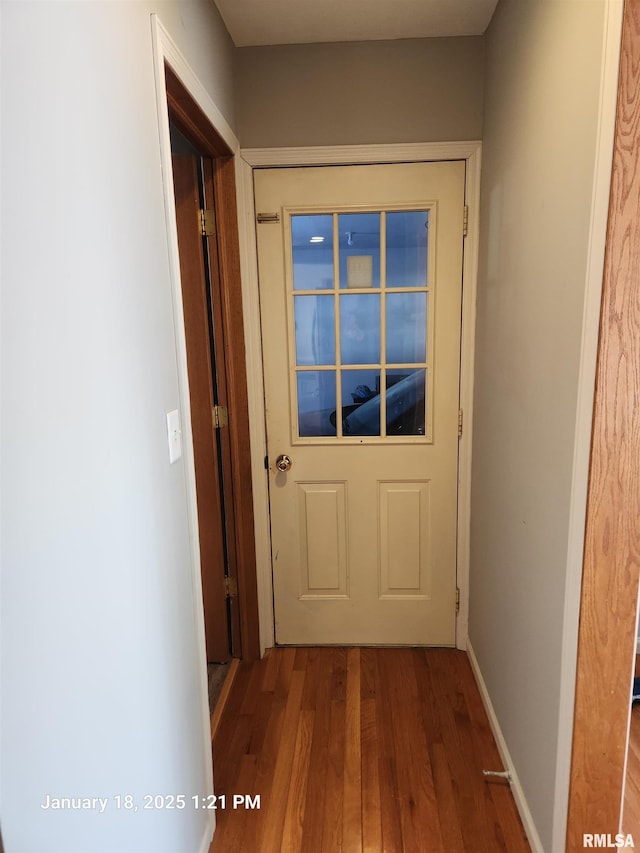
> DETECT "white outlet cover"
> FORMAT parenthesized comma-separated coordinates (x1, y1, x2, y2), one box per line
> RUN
(166, 409, 182, 464)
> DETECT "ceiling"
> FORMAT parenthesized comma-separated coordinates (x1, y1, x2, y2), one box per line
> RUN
(214, 0, 499, 48)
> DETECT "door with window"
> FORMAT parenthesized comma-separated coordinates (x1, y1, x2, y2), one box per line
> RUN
(256, 162, 465, 645)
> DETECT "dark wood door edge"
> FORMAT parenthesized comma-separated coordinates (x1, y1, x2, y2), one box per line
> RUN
(172, 152, 231, 663)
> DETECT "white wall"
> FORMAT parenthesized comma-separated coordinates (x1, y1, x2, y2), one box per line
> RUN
(469, 1, 615, 849)
(0, 2, 236, 851)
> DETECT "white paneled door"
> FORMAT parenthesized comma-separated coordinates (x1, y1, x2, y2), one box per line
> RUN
(255, 162, 465, 644)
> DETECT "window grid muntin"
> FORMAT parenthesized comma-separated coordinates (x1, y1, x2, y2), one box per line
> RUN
(288, 205, 433, 444)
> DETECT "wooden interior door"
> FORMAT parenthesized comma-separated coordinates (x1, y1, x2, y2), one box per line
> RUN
(171, 128, 236, 663)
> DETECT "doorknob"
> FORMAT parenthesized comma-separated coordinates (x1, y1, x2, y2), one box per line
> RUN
(275, 454, 292, 472)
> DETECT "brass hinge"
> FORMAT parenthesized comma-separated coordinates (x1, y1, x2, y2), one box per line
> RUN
(213, 404, 228, 429)
(463, 205, 469, 238)
(224, 576, 238, 598)
(256, 212, 280, 224)
(199, 208, 216, 237)
(456, 587, 460, 614)
(458, 409, 463, 437)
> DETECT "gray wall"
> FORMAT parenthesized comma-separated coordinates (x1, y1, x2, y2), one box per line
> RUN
(1, 1, 235, 850)
(469, 1, 608, 849)
(235, 37, 484, 147)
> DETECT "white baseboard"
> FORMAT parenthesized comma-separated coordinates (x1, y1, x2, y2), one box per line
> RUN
(466, 641, 544, 853)
(198, 813, 215, 853)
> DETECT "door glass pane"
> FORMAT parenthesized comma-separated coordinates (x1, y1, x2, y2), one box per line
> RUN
(292, 215, 334, 291)
(338, 213, 380, 288)
(386, 210, 429, 288)
(288, 207, 433, 442)
(386, 292, 427, 363)
(386, 369, 426, 436)
(341, 369, 381, 437)
(297, 371, 336, 437)
(295, 295, 335, 365)
(340, 294, 380, 364)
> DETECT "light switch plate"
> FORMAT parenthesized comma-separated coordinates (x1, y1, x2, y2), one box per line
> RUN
(166, 409, 182, 464)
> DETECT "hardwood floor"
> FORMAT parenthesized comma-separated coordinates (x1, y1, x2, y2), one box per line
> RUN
(209, 647, 530, 852)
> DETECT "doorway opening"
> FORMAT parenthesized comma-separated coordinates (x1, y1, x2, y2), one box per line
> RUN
(164, 63, 261, 667)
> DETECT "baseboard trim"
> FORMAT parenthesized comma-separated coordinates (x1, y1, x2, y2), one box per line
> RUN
(197, 813, 216, 853)
(210, 658, 240, 742)
(466, 641, 544, 853)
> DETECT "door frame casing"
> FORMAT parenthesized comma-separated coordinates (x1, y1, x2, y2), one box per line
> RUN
(567, 0, 640, 845)
(240, 141, 482, 652)
(153, 17, 261, 661)
(151, 21, 262, 850)
(151, 16, 226, 843)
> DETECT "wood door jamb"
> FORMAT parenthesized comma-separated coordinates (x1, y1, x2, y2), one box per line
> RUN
(166, 65, 260, 662)
(241, 141, 482, 653)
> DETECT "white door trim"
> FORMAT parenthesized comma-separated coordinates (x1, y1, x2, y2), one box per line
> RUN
(240, 142, 481, 652)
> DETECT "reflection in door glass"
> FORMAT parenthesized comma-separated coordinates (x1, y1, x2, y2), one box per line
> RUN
(297, 371, 336, 437)
(340, 294, 380, 364)
(289, 207, 433, 441)
(341, 369, 381, 436)
(294, 295, 335, 365)
(386, 369, 426, 435)
(338, 213, 380, 288)
(292, 215, 334, 290)
(386, 292, 427, 363)
(386, 211, 429, 288)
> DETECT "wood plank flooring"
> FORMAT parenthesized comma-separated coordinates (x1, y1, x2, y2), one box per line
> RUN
(209, 647, 529, 852)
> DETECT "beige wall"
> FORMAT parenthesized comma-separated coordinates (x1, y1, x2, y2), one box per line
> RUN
(235, 37, 484, 148)
(158, 0, 236, 127)
(469, 1, 609, 849)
